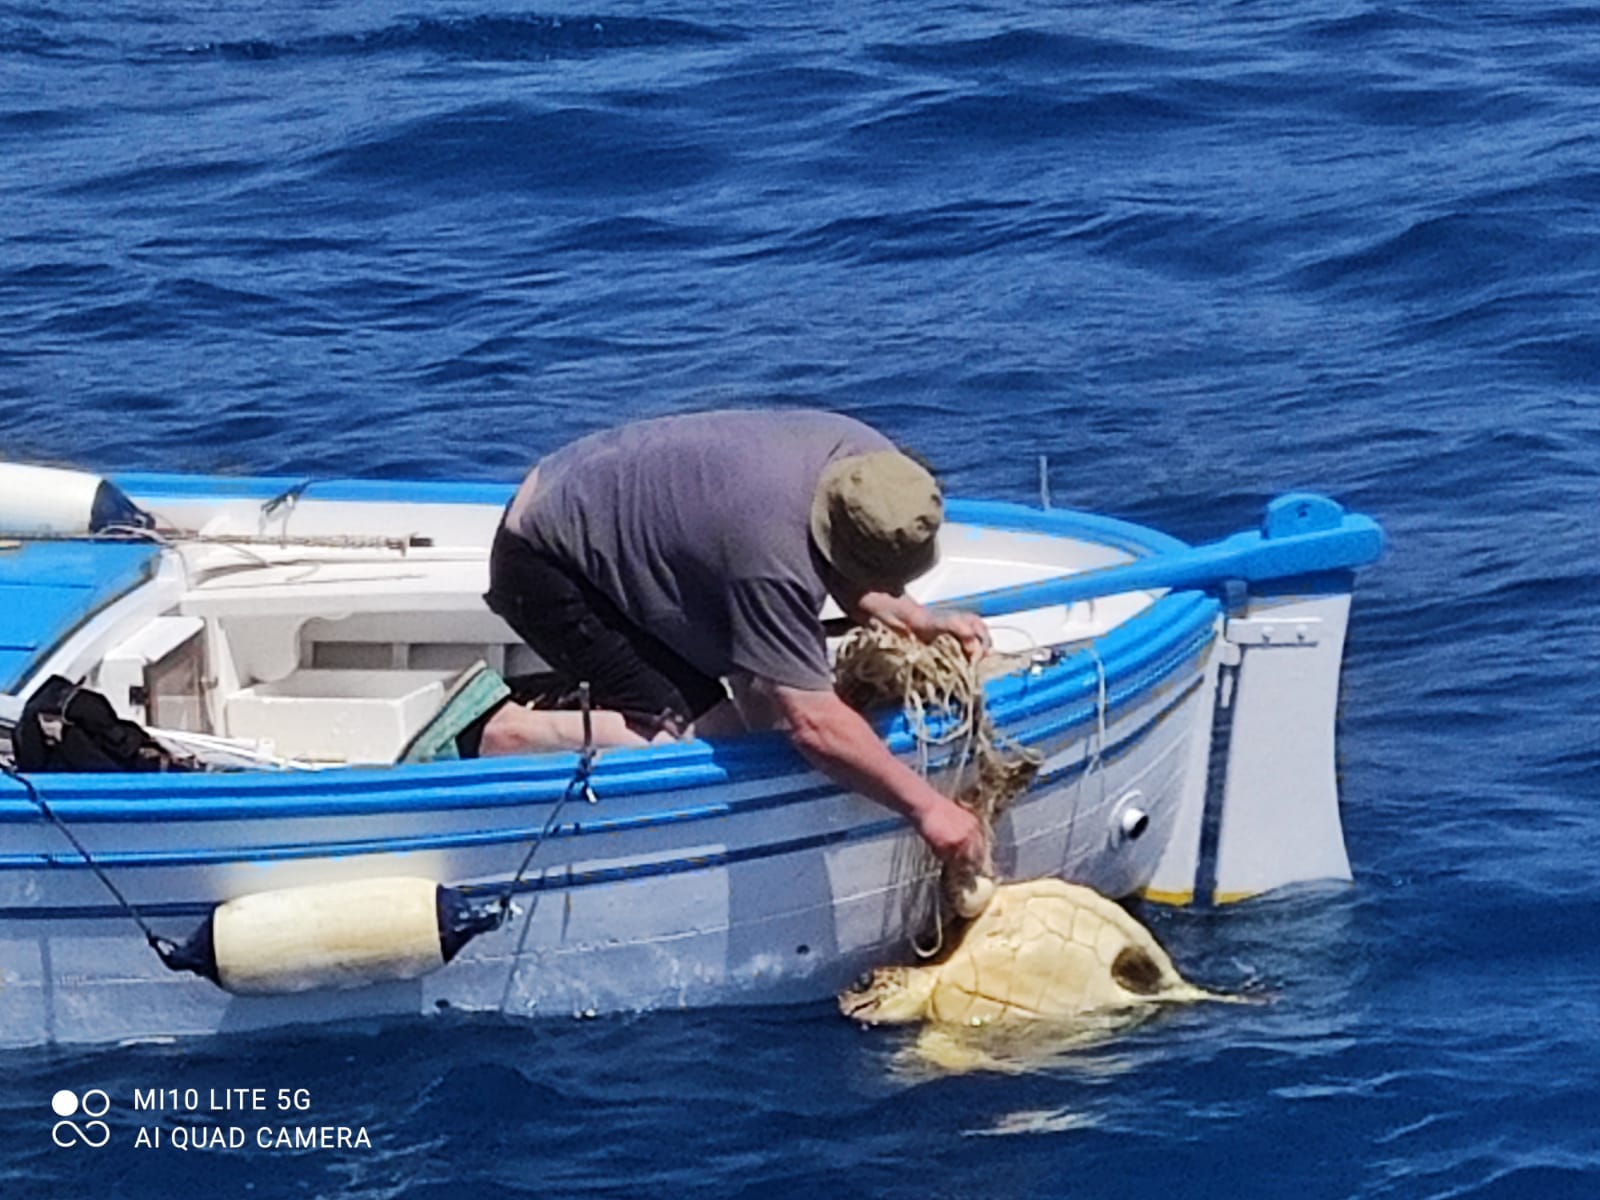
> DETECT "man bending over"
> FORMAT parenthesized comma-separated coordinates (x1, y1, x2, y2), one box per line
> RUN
(476, 409, 990, 877)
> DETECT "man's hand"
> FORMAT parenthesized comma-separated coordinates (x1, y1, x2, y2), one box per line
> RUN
(907, 608, 990, 661)
(913, 795, 988, 873)
(849, 590, 990, 661)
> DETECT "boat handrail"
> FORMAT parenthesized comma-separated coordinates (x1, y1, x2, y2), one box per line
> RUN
(934, 493, 1383, 619)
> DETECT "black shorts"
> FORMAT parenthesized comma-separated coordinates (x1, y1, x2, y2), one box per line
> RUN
(484, 524, 726, 737)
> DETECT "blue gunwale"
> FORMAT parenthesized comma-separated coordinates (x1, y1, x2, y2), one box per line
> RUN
(112, 472, 519, 508)
(0, 675, 1209, 926)
(2, 479, 1220, 825)
(0, 665, 1209, 874)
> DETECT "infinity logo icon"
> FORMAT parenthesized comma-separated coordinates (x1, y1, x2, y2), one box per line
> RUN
(51, 1089, 111, 1148)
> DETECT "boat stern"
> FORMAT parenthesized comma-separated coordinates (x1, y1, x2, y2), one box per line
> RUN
(1145, 494, 1381, 905)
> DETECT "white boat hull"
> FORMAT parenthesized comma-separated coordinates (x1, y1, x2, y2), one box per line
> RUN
(0, 471, 1377, 1046)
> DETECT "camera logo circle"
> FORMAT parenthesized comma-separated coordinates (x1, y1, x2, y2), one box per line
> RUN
(51, 1088, 111, 1148)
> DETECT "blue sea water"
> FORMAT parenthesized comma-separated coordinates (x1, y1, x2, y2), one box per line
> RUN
(3, 0, 1598, 1195)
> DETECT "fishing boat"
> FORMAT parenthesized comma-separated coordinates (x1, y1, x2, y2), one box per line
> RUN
(0, 464, 1382, 1047)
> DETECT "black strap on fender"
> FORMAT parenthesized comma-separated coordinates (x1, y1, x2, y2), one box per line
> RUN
(436, 887, 508, 963)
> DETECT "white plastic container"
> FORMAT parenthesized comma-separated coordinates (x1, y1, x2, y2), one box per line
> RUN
(225, 669, 454, 763)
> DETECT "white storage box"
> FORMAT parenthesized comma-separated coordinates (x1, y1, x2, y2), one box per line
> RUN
(225, 669, 455, 764)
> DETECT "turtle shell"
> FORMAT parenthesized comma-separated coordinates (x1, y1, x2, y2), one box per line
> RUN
(922, 878, 1192, 1025)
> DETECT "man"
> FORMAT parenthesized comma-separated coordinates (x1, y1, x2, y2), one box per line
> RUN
(476, 409, 990, 875)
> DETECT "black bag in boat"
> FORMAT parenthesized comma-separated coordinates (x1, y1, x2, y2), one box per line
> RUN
(13, 675, 196, 773)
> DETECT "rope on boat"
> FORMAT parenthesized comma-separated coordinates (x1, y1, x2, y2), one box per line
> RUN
(835, 622, 1041, 831)
(185, 531, 424, 553)
(0, 760, 184, 966)
(833, 622, 1042, 956)
(3, 479, 430, 553)
(2, 526, 429, 555)
(138, 525, 425, 554)
(1087, 643, 1110, 806)
(492, 681, 600, 922)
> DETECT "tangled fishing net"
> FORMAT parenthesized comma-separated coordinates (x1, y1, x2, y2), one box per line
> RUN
(833, 622, 1041, 840)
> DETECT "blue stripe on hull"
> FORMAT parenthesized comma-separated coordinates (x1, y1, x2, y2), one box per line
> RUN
(0, 670, 1207, 921)
(0, 632, 1211, 873)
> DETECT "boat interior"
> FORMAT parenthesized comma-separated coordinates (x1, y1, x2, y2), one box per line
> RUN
(2, 495, 1154, 769)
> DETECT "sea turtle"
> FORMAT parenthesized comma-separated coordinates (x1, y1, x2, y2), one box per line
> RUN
(840, 878, 1225, 1069)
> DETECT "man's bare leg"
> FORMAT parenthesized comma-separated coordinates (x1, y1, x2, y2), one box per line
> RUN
(478, 703, 656, 756)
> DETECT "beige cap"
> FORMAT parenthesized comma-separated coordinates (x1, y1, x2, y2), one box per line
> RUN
(810, 451, 942, 589)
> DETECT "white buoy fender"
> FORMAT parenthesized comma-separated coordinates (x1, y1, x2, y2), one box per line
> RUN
(162, 877, 505, 996)
(0, 463, 152, 535)
(951, 874, 998, 919)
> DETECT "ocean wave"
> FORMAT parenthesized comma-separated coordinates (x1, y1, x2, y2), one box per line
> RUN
(0, 20, 100, 59)
(1293, 7, 1454, 44)
(849, 86, 1198, 151)
(0, 104, 85, 133)
(1443, 1165, 1600, 1200)
(161, 13, 739, 64)
(312, 102, 727, 197)
(52, 157, 259, 200)
(730, 199, 1040, 268)
(537, 215, 724, 256)
(1288, 212, 1550, 301)
(868, 27, 1183, 75)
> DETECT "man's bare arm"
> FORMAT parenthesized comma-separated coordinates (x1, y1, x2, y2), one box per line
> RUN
(770, 683, 986, 871)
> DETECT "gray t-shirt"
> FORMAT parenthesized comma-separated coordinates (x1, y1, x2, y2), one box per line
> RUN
(506, 410, 893, 691)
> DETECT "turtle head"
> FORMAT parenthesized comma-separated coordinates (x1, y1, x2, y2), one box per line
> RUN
(1111, 944, 1220, 1004)
(838, 965, 937, 1025)
(1111, 945, 1171, 997)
